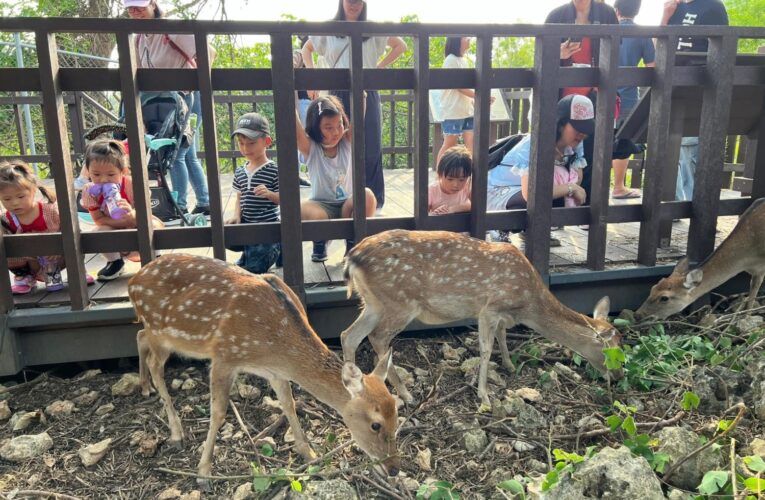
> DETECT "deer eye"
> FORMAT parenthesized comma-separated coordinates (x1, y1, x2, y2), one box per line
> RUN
(371, 422, 381, 432)
(659, 296, 670, 303)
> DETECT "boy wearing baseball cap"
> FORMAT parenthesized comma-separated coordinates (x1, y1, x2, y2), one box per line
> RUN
(225, 112, 281, 274)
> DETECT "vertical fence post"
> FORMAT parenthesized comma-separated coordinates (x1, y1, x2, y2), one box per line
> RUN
(750, 112, 765, 200)
(115, 32, 154, 266)
(470, 33, 492, 239)
(686, 35, 737, 263)
(586, 34, 619, 270)
(526, 35, 560, 277)
(637, 36, 677, 266)
(194, 29, 226, 260)
(36, 31, 89, 310)
(414, 32, 430, 228)
(349, 32, 367, 241)
(270, 32, 304, 296)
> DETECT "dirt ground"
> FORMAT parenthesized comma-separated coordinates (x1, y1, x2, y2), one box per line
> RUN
(0, 298, 763, 499)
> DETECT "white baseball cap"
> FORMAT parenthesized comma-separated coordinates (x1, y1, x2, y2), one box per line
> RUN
(557, 94, 595, 136)
(124, 0, 152, 8)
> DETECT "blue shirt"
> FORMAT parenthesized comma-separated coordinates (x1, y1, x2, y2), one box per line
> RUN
(618, 19, 656, 109)
(488, 135, 586, 187)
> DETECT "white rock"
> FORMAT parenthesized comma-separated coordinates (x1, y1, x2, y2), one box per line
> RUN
(509, 387, 542, 402)
(111, 373, 141, 396)
(220, 422, 235, 441)
(577, 415, 601, 430)
(262, 396, 281, 410)
(238, 384, 260, 400)
(512, 440, 536, 452)
(749, 438, 765, 457)
(0, 432, 53, 462)
(77, 369, 102, 381)
(158, 487, 182, 499)
(45, 400, 75, 418)
(73, 390, 99, 406)
(180, 491, 201, 500)
(79, 438, 112, 467)
(400, 477, 421, 491)
(95, 403, 115, 416)
(171, 379, 184, 391)
(442, 343, 465, 361)
(553, 362, 582, 381)
(10, 410, 42, 432)
(283, 427, 295, 443)
(181, 379, 197, 391)
(0, 400, 10, 420)
(416, 447, 432, 471)
(233, 482, 256, 500)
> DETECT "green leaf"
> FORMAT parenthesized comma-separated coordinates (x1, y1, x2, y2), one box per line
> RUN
(717, 419, 733, 433)
(744, 455, 765, 473)
(606, 415, 623, 432)
(681, 391, 701, 411)
(541, 470, 559, 492)
(603, 347, 626, 370)
(252, 476, 272, 492)
(651, 452, 671, 473)
(621, 416, 637, 437)
(260, 443, 274, 457)
(743, 477, 765, 494)
(326, 432, 337, 444)
(613, 318, 631, 327)
(306, 464, 322, 475)
(698, 471, 729, 495)
(497, 479, 525, 494)
(290, 480, 303, 492)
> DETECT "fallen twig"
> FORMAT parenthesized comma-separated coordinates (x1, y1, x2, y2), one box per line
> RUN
(554, 411, 686, 440)
(8, 490, 82, 500)
(352, 473, 406, 500)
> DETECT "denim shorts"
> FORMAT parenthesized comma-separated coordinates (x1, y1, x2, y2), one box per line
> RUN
(442, 117, 474, 136)
(236, 243, 281, 274)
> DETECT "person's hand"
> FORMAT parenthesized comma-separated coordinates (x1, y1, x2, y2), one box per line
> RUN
(571, 184, 587, 205)
(308, 90, 320, 100)
(489, 96, 496, 104)
(560, 40, 582, 60)
(253, 184, 271, 198)
(662, 0, 680, 23)
(225, 215, 240, 225)
(432, 204, 450, 215)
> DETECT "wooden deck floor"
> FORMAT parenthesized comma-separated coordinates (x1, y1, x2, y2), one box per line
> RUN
(14, 169, 741, 308)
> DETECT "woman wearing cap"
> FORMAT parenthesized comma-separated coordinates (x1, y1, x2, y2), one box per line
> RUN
(487, 95, 593, 245)
(124, 0, 212, 216)
(301, 0, 407, 213)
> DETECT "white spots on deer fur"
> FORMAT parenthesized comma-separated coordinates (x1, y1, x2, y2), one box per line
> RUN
(199, 274, 206, 281)
(185, 299, 193, 307)
(197, 301, 204, 307)
(149, 267, 159, 276)
(130, 284, 144, 293)
(512, 285, 519, 290)
(177, 304, 185, 312)
(135, 299, 143, 307)
(230, 345, 239, 354)
(280, 317, 289, 327)
(384, 256, 399, 266)
(402, 264, 412, 272)
(437, 242, 443, 249)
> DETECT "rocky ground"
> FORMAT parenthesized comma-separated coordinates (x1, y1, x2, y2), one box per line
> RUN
(0, 295, 764, 499)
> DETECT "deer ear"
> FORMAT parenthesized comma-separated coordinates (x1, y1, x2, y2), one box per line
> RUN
(342, 362, 365, 398)
(673, 257, 690, 275)
(593, 296, 611, 320)
(684, 269, 703, 289)
(372, 351, 392, 382)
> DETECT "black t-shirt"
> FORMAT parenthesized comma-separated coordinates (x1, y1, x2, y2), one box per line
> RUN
(668, 0, 729, 52)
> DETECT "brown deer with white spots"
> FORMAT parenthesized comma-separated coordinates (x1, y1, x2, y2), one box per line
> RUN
(636, 198, 765, 320)
(342, 230, 622, 406)
(128, 254, 399, 488)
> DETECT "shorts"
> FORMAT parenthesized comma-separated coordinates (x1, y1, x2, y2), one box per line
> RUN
(442, 117, 474, 136)
(486, 185, 522, 211)
(314, 199, 347, 219)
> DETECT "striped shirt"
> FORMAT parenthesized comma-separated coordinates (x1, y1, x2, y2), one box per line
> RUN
(232, 161, 280, 223)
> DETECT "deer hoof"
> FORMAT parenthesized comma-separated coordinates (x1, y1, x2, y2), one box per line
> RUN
(167, 438, 183, 450)
(196, 477, 212, 492)
(140, 386, 155, 397)
(297, 443, 317, 461)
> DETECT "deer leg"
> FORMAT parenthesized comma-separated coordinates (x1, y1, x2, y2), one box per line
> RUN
(137, 329, 154, 397)
(341, 307, 381, 365)
(477, 311, 501, 407)
(269, 377, 316, 461)
(145, 346, 183, 446)
(747, 272, 765, 310)
(494, 317, 517, 372)
(369, 330, 413, 404)
(197, 360, 235, 489)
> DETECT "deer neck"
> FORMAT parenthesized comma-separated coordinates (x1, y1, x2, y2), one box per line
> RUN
(523, 290, 598, 347)
(286, 348, 350, 412)
(689, 234, 748, 301)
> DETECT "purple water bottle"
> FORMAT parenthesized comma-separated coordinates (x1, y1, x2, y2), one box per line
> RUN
(89, 183, 128, 219)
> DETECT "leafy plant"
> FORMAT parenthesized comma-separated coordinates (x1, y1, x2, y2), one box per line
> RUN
(497, 479, 525, 499)
(540, 448, 593, 492)
(416, 479, 461, 500)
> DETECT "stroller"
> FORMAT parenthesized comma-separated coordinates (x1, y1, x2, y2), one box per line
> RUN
(140, 91, 207, 227)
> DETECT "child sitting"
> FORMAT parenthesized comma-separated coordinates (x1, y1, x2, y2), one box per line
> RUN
(80, 139, 163, 281)
(0, 160, 95, 294)
(428, 145, 473, 215)
(225, 112, 281, 274)
(295, 95, 376, 262)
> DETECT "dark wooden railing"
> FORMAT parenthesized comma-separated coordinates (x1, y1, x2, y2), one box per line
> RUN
(0, 18, 764, 314)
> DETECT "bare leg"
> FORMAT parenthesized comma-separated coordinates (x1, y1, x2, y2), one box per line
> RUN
(136, 329, 154, 396)
(197, 360, 235, 488)
(436, 134, 459, 168)
(341, 307, 380, 364)
(270, 378, 316, 461)
(462, 130, 474, 154)
(369, 330, 413, 404)
(145, 346, 181, 444)
(476, 311, 501, 407)
(747, 272, 765, 310)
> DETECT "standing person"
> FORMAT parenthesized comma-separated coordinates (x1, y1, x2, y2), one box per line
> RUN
(545, 0, 624, 203)
(301, 0, 407, 213)
(225, 113, 281, 274)
(124, 0, 211, 216)
(292, 36, 313, 188)
(436, 38, 474, 167)
(661, 0, 729, 201)
(612, 0, 655, 199)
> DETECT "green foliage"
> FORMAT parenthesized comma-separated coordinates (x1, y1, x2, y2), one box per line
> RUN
(681, 391, 701, 411)
(417, 480, 461, 500)
(497, 479, 525, 499)
(250, 463, 312, 494)
(726, 0, 765, 53)
(744, 455, 765, 473)
(698, 470, 730, 495)
(603, 347, 626, 371)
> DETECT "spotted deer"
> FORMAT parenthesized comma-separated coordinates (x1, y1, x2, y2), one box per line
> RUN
(341, 230, 622, 406)
(636, 198, 765, 320)
(128, 254, 399, 487)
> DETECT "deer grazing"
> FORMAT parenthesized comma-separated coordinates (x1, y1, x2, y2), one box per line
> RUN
(636, 198, 765, 320)
(128, 254, 399, 487)
(341, 230, 623, 406)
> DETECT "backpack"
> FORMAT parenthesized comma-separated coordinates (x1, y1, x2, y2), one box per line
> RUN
(487, 134, 525, 170)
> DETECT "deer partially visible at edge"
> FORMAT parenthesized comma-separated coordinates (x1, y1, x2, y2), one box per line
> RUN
(341, 230, 623, 407)
(128, 254, 400, 488)
(636, 198, 765, 320)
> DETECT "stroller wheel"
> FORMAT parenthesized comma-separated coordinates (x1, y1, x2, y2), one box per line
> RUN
(189, 214, 208, 227)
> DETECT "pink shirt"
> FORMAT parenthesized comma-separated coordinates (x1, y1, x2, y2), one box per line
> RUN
(428, 179, 471, 215)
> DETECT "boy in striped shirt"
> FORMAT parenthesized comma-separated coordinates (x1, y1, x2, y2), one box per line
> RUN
(226, 113, 281, 273)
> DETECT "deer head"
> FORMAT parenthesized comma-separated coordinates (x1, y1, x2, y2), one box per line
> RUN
(635, 258, 704, 320)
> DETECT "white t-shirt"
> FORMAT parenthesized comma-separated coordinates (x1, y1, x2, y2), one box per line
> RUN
(136, 33, 197, 69)
(306, 138, 354, 202)
(309, 35, 388, 69)
(440, 54, 474, 120)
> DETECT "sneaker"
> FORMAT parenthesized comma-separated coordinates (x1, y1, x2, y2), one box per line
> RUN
(311, 241, 328, 262)
(299, 177, 312, 187)
(97, 259, 125, 281)
(44, 266, 65, 292)
(11, 274, 36, 295)
(191, 205, 210, 216)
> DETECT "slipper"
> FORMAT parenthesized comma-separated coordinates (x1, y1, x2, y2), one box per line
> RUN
(612, 189, 642, 199)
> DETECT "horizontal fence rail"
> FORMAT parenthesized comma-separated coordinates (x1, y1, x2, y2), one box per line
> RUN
(0, 18, 764, 315)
